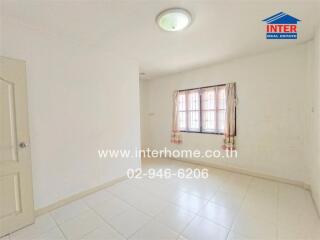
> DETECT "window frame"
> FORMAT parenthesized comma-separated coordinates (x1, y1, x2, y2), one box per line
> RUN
(178, 84, 236, 135)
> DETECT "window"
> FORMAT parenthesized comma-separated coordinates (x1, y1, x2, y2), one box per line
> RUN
(177, 85, 227, 134)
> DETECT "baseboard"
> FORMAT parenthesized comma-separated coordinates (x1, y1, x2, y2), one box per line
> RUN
(35, 175, 127, 216)
(166, 157, 311, 190)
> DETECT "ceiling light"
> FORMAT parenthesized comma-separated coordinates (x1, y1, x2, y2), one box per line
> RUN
(156, 8, 192, 32)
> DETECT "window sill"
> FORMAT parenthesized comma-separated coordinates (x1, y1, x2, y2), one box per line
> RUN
(180, 131, 224, 135)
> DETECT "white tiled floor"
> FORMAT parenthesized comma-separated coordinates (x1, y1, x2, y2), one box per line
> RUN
(2, 158, 320, 240)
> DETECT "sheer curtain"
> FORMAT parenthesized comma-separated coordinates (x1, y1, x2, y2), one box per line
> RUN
(223, 83, 237, 150)
(171, 90, 182, 144)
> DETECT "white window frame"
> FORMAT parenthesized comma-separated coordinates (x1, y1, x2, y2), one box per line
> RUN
(177, 84, 229, 134)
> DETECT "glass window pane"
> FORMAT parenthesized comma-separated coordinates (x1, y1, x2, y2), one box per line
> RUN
(188, 110, 200, 131)
(178, 112, 186, 130)
(218, 87, 226, 109)
(178, 92, 186, 111)
(188, 90, 200, 111)
(202, 110, 216, 132)
(202, 88, 215, 110)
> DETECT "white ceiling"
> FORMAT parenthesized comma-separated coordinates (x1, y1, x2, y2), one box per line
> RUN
(2, 0, 320, 79)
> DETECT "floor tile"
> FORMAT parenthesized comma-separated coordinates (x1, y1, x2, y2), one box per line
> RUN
(177, 236, 189, 240)
(81, 225, 125, 240)
(107, 207, 151, 238)
(227, 231, 258, 240)
(51, 200, 90, 224)
(140, 181, 184, 202)
(83, 189, 117, 208)
(182, 216, 229, 240)
(125, 192, 170, 216)
(32, 227, 65, 240)
(227, 231, 250, 240)
(218, 182, 249, 196)
(240, 202, 277, 224)
(232, 212, 277, 239)
(210, 191, 245, 211)
(106, 180, 138, 201)
(227, 174, 252, 186)
(309, 214, 320, 240)
(10, 213, 57, 240)
(240, 190, 277, 223)
(278, 184, 307, 211)
(198, 201, 238, 228)
(130, 220, 179, 240)
(181, 181, 218, 200)
(155, 204, 195, 233)
(172, 192, 208, 213)
(247, 178, 278, 195)
(278, 221, 310, 239)
(92, 197, 131, 221)
(278, 204, 320, 240)
(58, 210, 105, 240)
(218, 174, 251, 196)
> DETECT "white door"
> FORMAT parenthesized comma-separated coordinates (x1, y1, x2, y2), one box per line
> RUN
(0, 56, 34, 237)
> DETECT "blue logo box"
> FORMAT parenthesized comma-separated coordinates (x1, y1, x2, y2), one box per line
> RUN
(266, 33, 297, 39)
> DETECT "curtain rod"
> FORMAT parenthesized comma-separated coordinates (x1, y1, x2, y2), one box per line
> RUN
(178, 83, 228, 92)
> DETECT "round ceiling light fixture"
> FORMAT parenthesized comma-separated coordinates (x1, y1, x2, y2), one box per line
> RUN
(156, 8, 192, 32)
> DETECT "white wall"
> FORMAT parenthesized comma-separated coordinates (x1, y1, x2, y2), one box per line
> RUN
(140, 79, 149, 149)
(141, 44, 310, 183)
(2, 18, 141, 209)
(306, 27, 320, 212)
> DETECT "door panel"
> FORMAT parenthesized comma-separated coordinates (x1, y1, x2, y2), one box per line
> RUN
(0, 173, 21, 218)
(0, 57, 34, 237)
(0, 79, 18, 162)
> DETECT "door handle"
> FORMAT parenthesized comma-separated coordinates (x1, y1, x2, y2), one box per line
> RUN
(19, 142, 29, 148)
